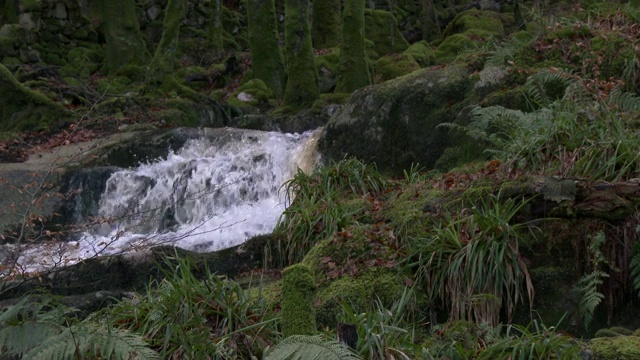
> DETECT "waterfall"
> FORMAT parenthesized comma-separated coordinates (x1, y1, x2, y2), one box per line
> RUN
(15, 128, 321, 271)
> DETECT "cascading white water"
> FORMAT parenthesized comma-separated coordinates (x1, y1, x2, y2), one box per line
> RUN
(15, 128, 321, 271)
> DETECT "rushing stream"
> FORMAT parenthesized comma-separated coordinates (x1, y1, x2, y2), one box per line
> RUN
(13, 128, 321, 272)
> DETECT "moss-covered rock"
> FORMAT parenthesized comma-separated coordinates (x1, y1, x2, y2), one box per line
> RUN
(442, 8, 507, 38)
(434, 33, 475, 64)
(228, 79, 276, 112)
(402, 40, 435, 67)
(302, 223, 411, 326)
(281, 263, 317, 337)
(61, 46, 103, 78)
(373, 53, 420, 82)
(590, 335, 640, 360)
(364, 9, 409, 56)
(319, 64, 474, 173)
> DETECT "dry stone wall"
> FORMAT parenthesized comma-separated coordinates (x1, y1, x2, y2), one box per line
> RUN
(0, 0, 220, 67)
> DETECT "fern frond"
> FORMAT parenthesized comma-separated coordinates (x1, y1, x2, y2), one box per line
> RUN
(608, 89, 640, 112)
(22, 323, 159, 360)
(264, 335, 361, 360)
(525, 69, 578, 107)
(0, 321, 63, 356)
(574, 270, 608, 330)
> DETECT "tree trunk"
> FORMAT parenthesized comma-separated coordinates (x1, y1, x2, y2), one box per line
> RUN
(311, 0, 341, 49)
(0, 0, 18, 24)
(247, 0, 286, 97)
(96, 0, 149, 75)
(146, 0, 186, 85)
(421, 0, 440, 42)
(0, 64, 71, 131)
(336, 0, 370, 93)
(283, 0, 319, 107)
(209, 0, 224, 51)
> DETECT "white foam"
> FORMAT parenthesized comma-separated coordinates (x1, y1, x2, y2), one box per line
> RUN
(10, 129, 321, 272)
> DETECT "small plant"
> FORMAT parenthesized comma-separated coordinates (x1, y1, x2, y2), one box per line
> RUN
(338, 288, 422, 360)
(270, 158, 387, 267)
(108, 253, 277, 358)
(477, 319, 581, 359)
(574, 231, 610, 331)
(411, 192, 535, 326)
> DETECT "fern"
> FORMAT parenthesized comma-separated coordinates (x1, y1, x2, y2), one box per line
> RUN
(0, 295, 158, 360)
(607, 88, 640, 112)
(574, 231, 610, 330)
(525, 69, 578, 107)
(264, 335, 361, 360)
(22, 323, 159, 360)
(575, 270, 608, 331)
(630, 227, 640, 298)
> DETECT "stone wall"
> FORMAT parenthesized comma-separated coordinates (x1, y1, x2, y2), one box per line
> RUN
(0, 0, 224, 67)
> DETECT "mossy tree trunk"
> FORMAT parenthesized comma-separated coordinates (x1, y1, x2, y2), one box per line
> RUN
(421, 0, 440, 42)
(0, 0, 18, 24)
(335, 0, 370, 93)
(283, 0, 319, 107)
(208, 0, 224, 51)
(311, 0, 341, 49)
(0, 64, 71, 131)
(97, 0, 149, 75)
(247, 0, 286, 97)
(146, 0, 186, 86)
(281, 263, 317, 337)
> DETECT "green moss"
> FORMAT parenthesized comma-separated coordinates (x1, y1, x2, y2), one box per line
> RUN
(0, 63, 71, 131)
(442, 9, 506, 38)
(590, 336, 640, 360)
(595, 329, 623, 338)
(336, 0, 371, 93)
(364, 9, 409, 56)
(302, 222, 410, 326)
(374, 54, 420, 82)
(61, 46, 103, 78)
(314, 268, 406, 326)
(311, 0, 341, 49)
(283, 0, 319, 107)
(281, 263, 317, 337)
(316, 48, 340, 93)
(402, 41, 436, 67)
(434, 33, 476, 64)
(228, 79, 276, 111)
(247, 0, 286, 97)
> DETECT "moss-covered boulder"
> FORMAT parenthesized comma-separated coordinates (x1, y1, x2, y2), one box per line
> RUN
(319, 64, 474, 173)
(364, 9, 409, 56)
(228, 79, 276, 112)
(402, 40, 436, 67)
(590, 335, 640, 360)
(442, 8, 508, 38)
(302, 223, 413, 326)
(374, 53, 420, 82)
